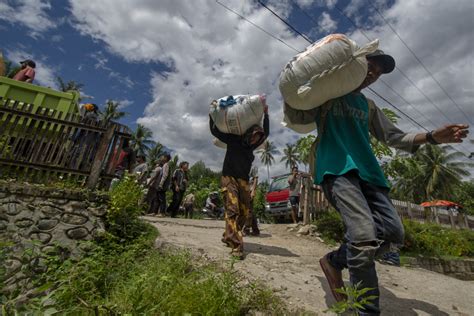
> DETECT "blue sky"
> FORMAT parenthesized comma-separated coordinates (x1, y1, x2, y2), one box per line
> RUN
(1, 0, 473, 177)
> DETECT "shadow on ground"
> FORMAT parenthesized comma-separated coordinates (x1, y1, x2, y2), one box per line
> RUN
(316, 276, 449, 316)
(245, 242, 299, 257)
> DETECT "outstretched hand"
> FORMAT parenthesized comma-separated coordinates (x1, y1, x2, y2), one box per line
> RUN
(433, 124, 469, 143)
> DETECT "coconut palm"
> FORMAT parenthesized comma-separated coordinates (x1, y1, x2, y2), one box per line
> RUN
(418, 145, 472, 200)
(100, 100, 127, 122)
(390, 145, 473, 203)
(131, 124, 155, 157)
(258, 140, 278, 181)
(56, 76, 84, 92)
(280, 143, 300, 170)
(295, 135, 316, 171)
(147, 143, 164, 168)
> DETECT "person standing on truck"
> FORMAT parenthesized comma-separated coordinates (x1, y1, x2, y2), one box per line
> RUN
(288, 166, 301, 224)
(12, 59, 36, 83)
(209, 105, 269, 260)
(284, 49, 469, 314)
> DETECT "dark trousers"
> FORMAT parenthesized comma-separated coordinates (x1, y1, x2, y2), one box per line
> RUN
(168, 190, 185, 217)
(146, 187, 160, 214)
(157, 190, 167, 214)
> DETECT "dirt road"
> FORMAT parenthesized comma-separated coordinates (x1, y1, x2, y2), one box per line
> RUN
(145, 216, 474, 315)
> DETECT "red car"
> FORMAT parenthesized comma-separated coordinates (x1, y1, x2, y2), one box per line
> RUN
(265, 174, 292, 220)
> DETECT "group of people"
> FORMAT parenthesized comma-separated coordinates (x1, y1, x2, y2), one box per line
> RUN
(145, 155, 191, 218)
(211, 49, 469, 315)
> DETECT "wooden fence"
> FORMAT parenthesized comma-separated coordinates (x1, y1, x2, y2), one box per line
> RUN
(0, 97, 132, 188)
(300, 179, 473, 230)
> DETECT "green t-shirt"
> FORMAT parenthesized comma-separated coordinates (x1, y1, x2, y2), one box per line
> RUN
(314, 92, 389, 188)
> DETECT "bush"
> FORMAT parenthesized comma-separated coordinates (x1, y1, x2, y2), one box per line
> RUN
(107, 173, 148, 241)
(314, 210, 345, 243)
(403, 220, 474, 258)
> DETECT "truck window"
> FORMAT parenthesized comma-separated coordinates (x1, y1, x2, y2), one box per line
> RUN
(269, 176, 289, 192)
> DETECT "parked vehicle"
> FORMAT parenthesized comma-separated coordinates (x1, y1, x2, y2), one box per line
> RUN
(265, 174, 292, 220)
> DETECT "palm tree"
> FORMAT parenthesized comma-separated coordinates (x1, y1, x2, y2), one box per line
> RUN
(100, 100, 127, 122)
(258, 140, 278, 181)
(147, 143, 164, 168)
(280, 143, 300, 171)
(56, 76, 84, 92)
(389, 145, 473, 203)
(295, 135, 316, 171)
(131, 124, 155, 157)
(418, 145, 472, 200)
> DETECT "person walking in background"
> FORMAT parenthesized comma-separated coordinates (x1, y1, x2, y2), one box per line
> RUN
(133, 155, 148, 185)
(12, 59, 36, 83)
(210, 105, 269, 259)
(286, 49, 469, 314)
(288, 166, 301, 224)
(183, 192, 195, 219)
(243, 175, 260, 236)
(146, 159, 163, 215)
(167, 161, 189, 217)
(156, 153, 171, 216)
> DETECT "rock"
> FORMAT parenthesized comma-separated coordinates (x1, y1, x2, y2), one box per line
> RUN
(37, 219, 59, 231)
(88, 207, 107, 217)
(40, 205, 63, 217)
(66, 227, 89, 240)
(316, 237, 325, 243)
(287, 223, 301, 229)
(297, 225, 311, 235)
(61, 213, 88, 225)
(2, 202, 22, 216)
(15, 218, 35, 228)
(29, 232, 52, 244)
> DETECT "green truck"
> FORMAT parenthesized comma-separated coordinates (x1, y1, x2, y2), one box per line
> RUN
(0, 76, 80, 116)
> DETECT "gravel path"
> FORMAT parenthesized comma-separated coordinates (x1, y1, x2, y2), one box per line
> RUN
(145, 216, 474, 315)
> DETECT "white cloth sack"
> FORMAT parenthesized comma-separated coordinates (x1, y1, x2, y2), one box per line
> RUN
(279, 34, 379, 110)
(209, 94, 265, 135)
(281, 102, 317, 134)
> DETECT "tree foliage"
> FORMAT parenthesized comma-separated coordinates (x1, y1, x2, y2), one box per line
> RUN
(280, 143, 300, 170)
(295, 135, 316, 171)
(100, 100, 127, 122)
(131, 124, 155, 157)
(258, 140, 278, 181)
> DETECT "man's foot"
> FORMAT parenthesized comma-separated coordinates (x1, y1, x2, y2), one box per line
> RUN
(249, 231, 260, 236)
(319, 254, 346, 302)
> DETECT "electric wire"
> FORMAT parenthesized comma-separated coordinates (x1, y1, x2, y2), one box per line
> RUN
(367, 1, 473, 125)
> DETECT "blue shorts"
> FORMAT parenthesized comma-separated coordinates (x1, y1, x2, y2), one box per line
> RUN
(289, 196, 299, 207)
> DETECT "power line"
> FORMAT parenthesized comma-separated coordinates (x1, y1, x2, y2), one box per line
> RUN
(368, 1, 473, 125)
(215, 0, 300, 53)
(331, 3, 456, 125)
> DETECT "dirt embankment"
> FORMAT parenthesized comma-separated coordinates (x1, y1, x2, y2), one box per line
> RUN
(145, 217, 474, 315)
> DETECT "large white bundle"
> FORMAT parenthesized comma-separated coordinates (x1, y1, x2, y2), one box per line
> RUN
(209, 94, 265, 135)
(279, 34, 379, 110)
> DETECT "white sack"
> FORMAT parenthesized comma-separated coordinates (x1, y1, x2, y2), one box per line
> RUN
(279, 34, 379, 110)
(209, 94, 265, 135)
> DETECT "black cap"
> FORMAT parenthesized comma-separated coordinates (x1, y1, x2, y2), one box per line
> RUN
(366, 50, 395, 74)
(20, 59, 36, 68)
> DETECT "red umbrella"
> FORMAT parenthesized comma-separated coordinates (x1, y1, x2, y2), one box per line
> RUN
(420, 200, 463, 208)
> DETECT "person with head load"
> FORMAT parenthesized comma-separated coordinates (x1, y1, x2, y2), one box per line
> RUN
(13, 59, 36, 83)
(209, 105, 269, 259)
(285, 49, 469, 315)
